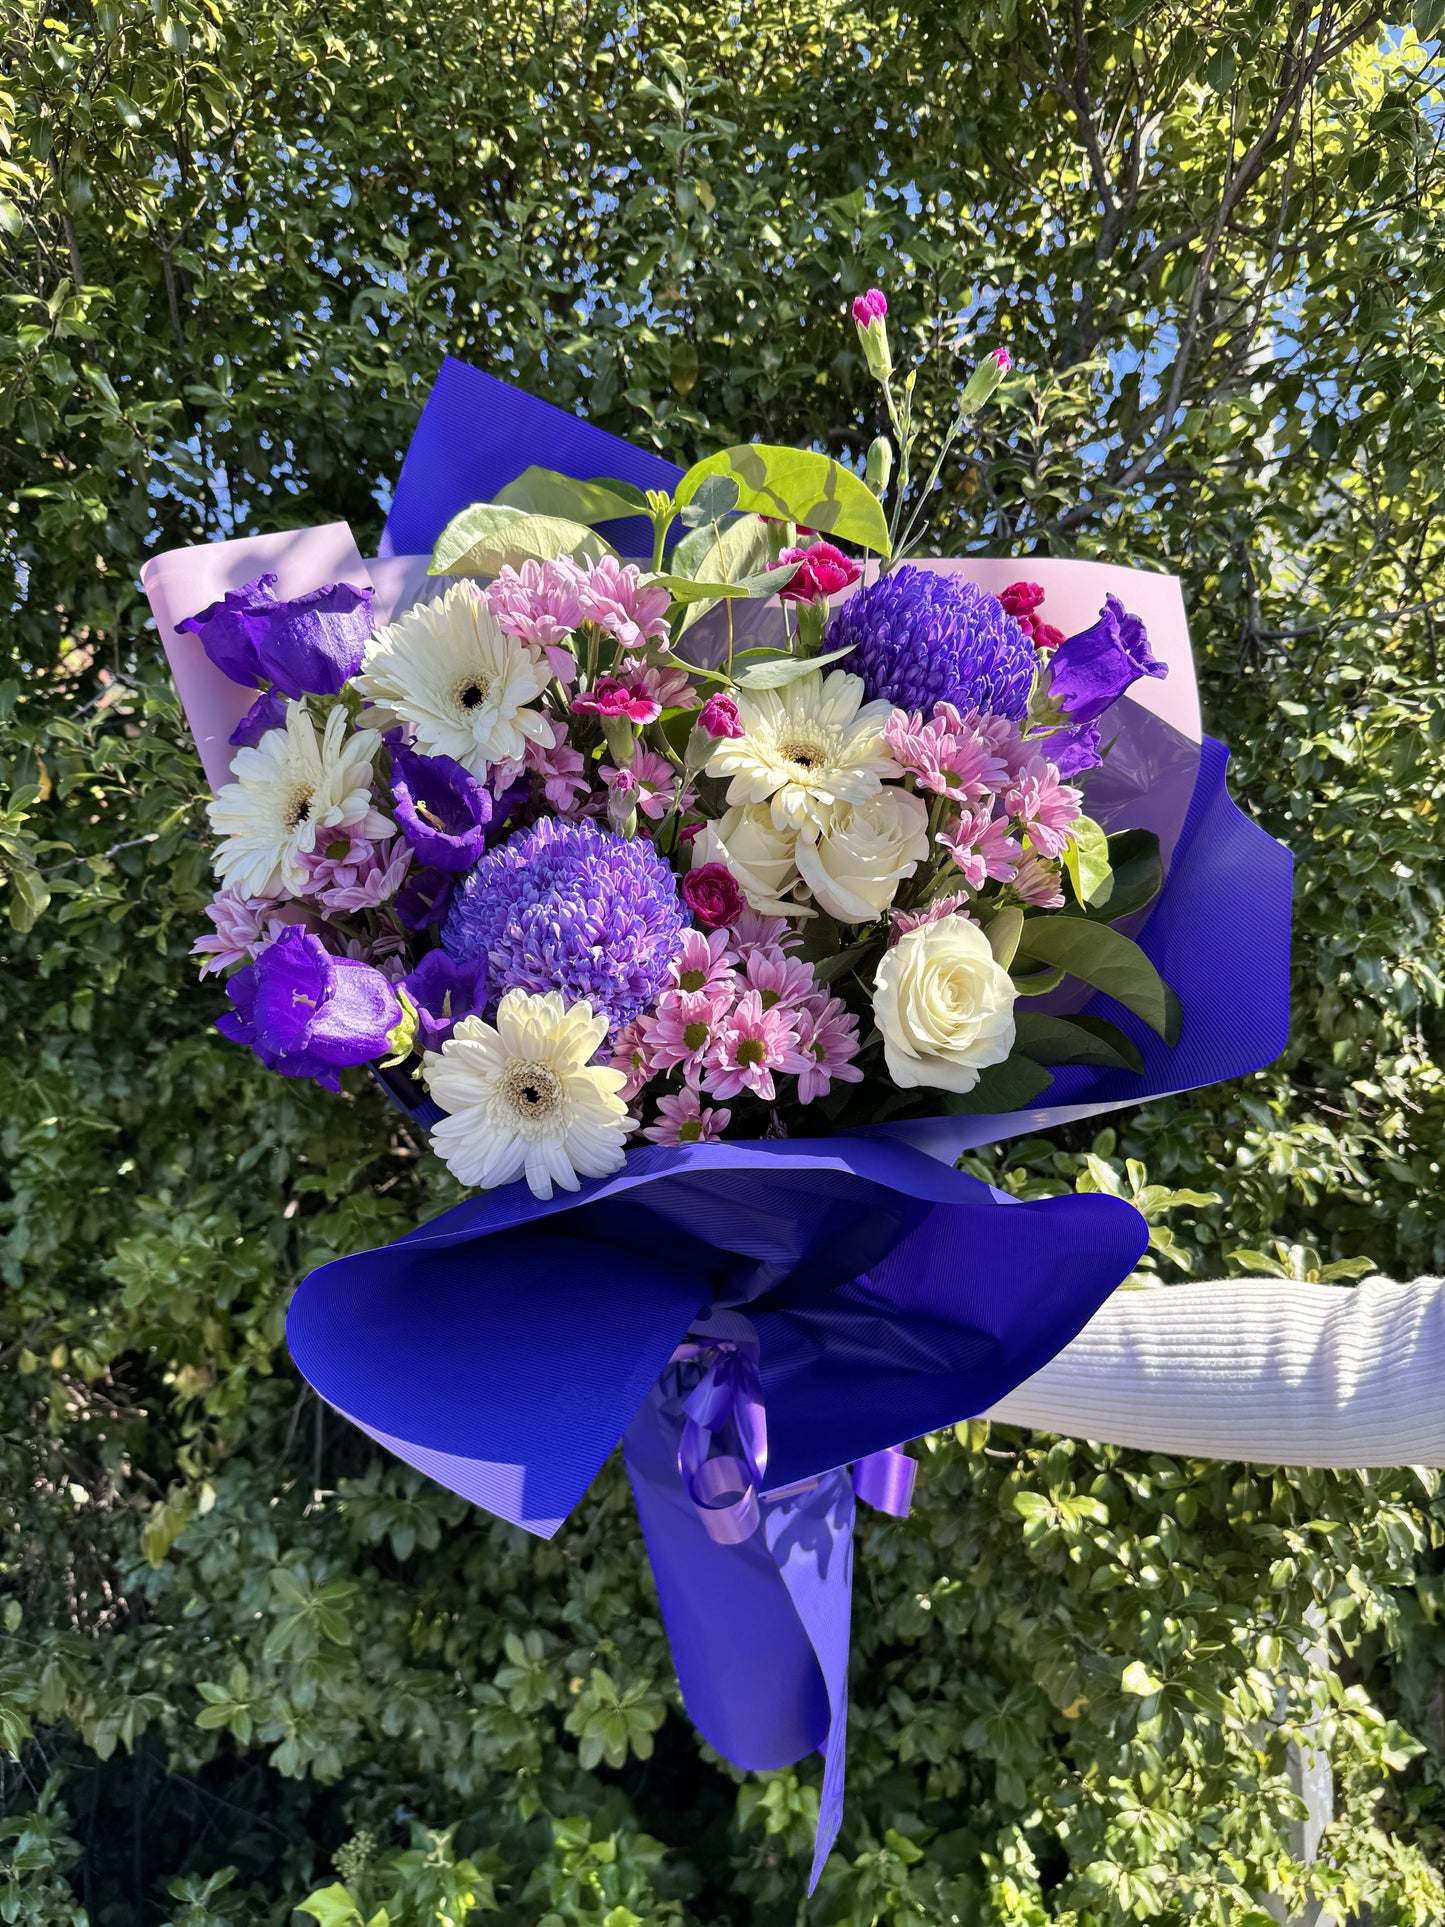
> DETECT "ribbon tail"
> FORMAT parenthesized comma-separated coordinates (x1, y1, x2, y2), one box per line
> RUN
(623, 1390, 854, 1892)
(762, 1473, 855, 1892)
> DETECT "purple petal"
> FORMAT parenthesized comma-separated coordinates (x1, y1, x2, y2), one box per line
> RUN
(177, 572, 279, 688)
(389, 741, 492, 873)
(1048, 596, 1166, 726)
(229, 688, 288, 748)
(177, 573, 373, 699)
(402, 949, 488, 1049)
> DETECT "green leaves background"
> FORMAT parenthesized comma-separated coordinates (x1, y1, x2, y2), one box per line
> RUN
(4, 0, 1445, 1919)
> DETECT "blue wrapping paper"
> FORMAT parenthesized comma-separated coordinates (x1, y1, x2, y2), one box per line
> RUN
(282, 355, 1294, 1885)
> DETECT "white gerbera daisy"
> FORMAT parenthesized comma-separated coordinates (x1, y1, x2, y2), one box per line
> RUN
(424, 989, 630, 1200)
(207, 701, 388, 898)
(356, 581, 554, 780)
(705, 668, 900, 834)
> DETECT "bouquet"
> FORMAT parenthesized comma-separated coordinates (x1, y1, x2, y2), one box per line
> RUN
(144, 291, 1291, 1884)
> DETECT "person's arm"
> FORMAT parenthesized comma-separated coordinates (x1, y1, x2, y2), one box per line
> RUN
(986, 1275, 1445, 1466)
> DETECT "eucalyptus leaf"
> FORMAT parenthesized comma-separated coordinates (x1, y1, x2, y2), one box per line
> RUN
(677, 472, 739, 525)
(675, 444, 891, 555)
(431, 503, 616, 575)
(1013, 1011, 1146, 1073)
(492, 466, 650, 526)
(1014, 915, 1172, 1037)
(734, 643, 856, 690)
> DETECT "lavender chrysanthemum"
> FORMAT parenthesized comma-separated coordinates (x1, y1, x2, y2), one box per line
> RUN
(442, 817, 687, 1031)
(825, 566, 1036, 720)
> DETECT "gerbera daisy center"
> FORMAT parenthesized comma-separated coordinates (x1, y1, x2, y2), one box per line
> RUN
(282, 783, 316, 830)
(503, 1061, 563, 1120)
(455, 673, 490, 712)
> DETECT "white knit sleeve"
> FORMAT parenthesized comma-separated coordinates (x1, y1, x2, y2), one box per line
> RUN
(985, 1276, 1445, 1466)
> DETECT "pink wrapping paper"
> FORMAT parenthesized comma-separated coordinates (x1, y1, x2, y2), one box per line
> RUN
(141, 524, 373, 792)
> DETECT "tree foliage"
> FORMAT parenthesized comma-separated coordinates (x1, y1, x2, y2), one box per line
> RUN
(4, 0, 1445, 1918)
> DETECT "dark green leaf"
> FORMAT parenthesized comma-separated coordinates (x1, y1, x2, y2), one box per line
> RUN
(1014, 916, 1173, 1037)
(1013, 1011, 1146, 1073)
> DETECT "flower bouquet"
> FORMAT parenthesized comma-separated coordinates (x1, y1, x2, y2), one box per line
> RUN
(143, 292, 1290, 1882)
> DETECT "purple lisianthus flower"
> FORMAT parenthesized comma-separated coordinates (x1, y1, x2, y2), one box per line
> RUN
(443, 816, 687, 1031)
(217, 925, 401, 1091)
(1044, 720, 1103, 780)
(1047, 596, 1166, 725)
(229, 688, 288, 748)
(825, 566, 1036, 720)
(177, 572, 373, 698)
(389, 740, 492, 873)
(401, 950, 488, 1051)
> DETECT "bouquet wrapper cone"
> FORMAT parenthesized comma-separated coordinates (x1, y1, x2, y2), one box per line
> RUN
(145, 356, 1292, 1889)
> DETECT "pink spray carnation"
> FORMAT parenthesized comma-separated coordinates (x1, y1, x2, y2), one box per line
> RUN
(852, 289, 888, 326)
(777, 542, 862, 605)
(618, 657, 695, 712)
(642, 1087, 732, 1146)
(998, 579, 1063, 651)
(681, 861, 747, 930)
(573, 672, 662, 727)
(575, 556, 672, 652)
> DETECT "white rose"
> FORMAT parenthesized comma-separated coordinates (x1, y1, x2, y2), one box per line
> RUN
(794, 787, 931, 923)
(696, 804, 802, 916)
(873, 915, 1016, 1093)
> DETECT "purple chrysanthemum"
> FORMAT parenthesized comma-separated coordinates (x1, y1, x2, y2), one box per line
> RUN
(825, 566, 1036, 720)
(442, 817, 687, 1031)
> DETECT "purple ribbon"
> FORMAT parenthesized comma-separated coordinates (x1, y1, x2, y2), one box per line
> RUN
(673, 1341, 769, 1546)
(853, 1444, 917, 1517)
(675, 1342, 916, 1542)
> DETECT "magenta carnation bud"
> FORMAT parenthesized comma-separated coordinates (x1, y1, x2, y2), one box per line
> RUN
(681, 862, 747, 931)
(993, 347, 1012, 372)
(961, 348, 1013, 411)
(696, 694, 744, 740)
(851, 287, 892, 382)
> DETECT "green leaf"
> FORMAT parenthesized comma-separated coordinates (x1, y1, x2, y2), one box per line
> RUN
(1014, 917, 1173, 1038)
(677, 472, 739, 524)
(294, 1883, 365, 1926)
(1121, 1659, 1165, 1696)
(668, 509, 769, 582)
(646, 572, 753, 605)
(1010, 964, 1066, 997)
(1414, 0, 1445, 36)
(808, 941, 873, 985)
(985, 906, 1024, 970)
(430, 503, 615, 575)
(1062, 814, 1112, 908)
(1082, 829, 1165, 924)
(936, 1053, 1055, 1115)
(1013, 1011, 1145, 1073)
(735, 644, 855, 690)
(675, 445, 891, 555)
(492, 466, 649, 526)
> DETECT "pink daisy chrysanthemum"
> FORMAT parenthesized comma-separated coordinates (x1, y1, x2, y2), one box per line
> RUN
(702, 990, 807, 1102)
(668, 927, 737, 999)
(644, 986, 736, 1083)
(792, 996, 864, 1104)
(742, 948, 817, 1012)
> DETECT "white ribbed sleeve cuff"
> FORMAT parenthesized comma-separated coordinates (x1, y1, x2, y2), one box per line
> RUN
(985, 1276, 1445, 1466)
